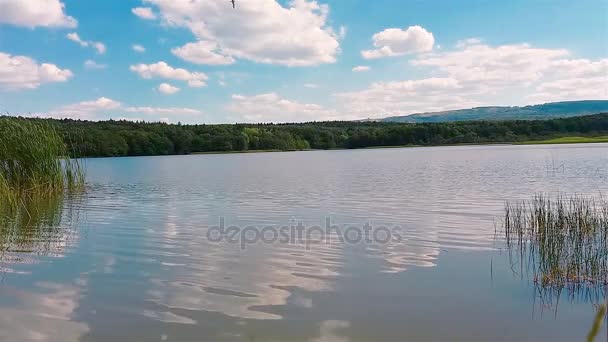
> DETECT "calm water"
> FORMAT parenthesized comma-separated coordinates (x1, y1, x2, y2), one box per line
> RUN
(1, 144, 608, 341)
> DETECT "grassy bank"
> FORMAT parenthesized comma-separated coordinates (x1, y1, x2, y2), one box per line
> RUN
(0, 117, 84, 202)
(520, 136, 608, 145)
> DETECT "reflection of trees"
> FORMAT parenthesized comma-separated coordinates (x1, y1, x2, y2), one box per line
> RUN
(0, 194, 80, 269)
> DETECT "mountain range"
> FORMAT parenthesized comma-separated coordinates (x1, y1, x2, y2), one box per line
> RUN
(377, 100, 608, 123)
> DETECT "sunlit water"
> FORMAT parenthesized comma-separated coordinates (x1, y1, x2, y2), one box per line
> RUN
(1, 144, 607, 341)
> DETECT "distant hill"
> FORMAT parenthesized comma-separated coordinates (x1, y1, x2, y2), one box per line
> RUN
(378, 100, 608, 123)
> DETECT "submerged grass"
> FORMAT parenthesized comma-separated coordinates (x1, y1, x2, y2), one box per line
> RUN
(502, 194, 608, 305)
(0, 117, 84, 203)
(0, 194, 73, 258)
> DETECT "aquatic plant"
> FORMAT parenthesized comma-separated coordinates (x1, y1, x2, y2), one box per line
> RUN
(0, 191, 83, 277)
(502, 194, 608, 305)
(0, 117, 84, 201)
(587, 304, 606, 342)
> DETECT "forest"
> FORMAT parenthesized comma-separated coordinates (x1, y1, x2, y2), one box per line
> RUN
(2, 113, 607, 157)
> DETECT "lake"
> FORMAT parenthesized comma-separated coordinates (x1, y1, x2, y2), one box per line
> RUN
(1, 144, 607, 341)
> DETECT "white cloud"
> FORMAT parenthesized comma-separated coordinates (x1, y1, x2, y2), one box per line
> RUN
(132, 7, 157, 20)
(411, 41, 569, 87)
(545, 58, 608, 78)
(362, 26, 434, 59)
(130, 61, 208, 87)
(527, 58, 608, 102)
(226, 92, 340, 123)
(0, 0, 77, 28)
(66, 32, 106, 54)
(352, 66, 370, 72)
(0, 52, 72, 90)
(48, 97, 122, 119)
(528, 77, 608, 103)
(334, 78, 481, 119)
(218, 78, 226, 87)
(124, 107, 202, 115)
(339, 26, 347, 40)
(92, 42, 106, 54)
(42, 97, 203, 120)
(336, 41, 607, 119)
(158, 83, 180, 95)
(217, 40, 607, 122)
(455, 38, 482, 48)
(132, 44, 146, 53)
(304, 83, 318, 88)
(171, 41, 235, 65)
(66, 32, 87, 46)
(143, 0, 341, 66)
(187, 79, 205, 88)
(84, 60, 106, 70)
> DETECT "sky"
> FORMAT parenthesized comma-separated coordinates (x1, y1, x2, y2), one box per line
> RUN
(0, 0, 606, 124)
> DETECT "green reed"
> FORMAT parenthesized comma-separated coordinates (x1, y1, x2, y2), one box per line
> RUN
(0, 117, 84, 202)
(587, 304, 606, 342)
(502, 194, 608, 304)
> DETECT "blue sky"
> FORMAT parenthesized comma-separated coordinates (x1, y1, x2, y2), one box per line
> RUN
(0, 0, 606, 123)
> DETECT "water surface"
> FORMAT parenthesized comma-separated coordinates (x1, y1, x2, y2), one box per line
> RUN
(1, 144, 607, 341)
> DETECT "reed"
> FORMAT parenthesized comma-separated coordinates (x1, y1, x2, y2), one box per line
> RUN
(587, 304, 606, 342)
(502, 194, 608, 305)
(0, 117, 84, 201)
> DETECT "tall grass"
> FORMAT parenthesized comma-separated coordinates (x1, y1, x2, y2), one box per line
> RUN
(0, 117, 84, 202)
(502, 194, 608, 305)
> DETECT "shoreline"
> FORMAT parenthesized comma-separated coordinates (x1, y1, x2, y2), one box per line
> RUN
(78, 137, 608, 159)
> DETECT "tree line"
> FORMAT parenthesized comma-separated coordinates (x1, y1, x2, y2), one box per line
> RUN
(2, 113, 607, 157)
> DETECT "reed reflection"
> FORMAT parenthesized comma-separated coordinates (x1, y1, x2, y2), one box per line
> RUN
(0, 194, 81, 271)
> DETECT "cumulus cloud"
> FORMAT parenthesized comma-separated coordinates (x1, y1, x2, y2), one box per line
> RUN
(528, 77, 608, 103)
(142, 0, 341, 66)
(334, 78, 481, 119)
(66, 32, 106, 54)
(352, 66, 370, 72)
(42, 97, 203, 121)
(362, 26, 434, 59)
(224, 40, 606, 122)
(0, 52, 72, 90)
(335, 40, 607, 119)
(84, 60, 106, 69)
(158, 83, 180, 95)
(226, 92, 340, 123)
(132, 44, 146, 53)
(132, 7, 157, 20)
(130, 61, 208, 87)
(545, 58, 608, 79)
(411, 40, 569, 87)
(0, 0, 77, 28)
(171, 41, 235, 65)
(527, 59, 608, 103)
